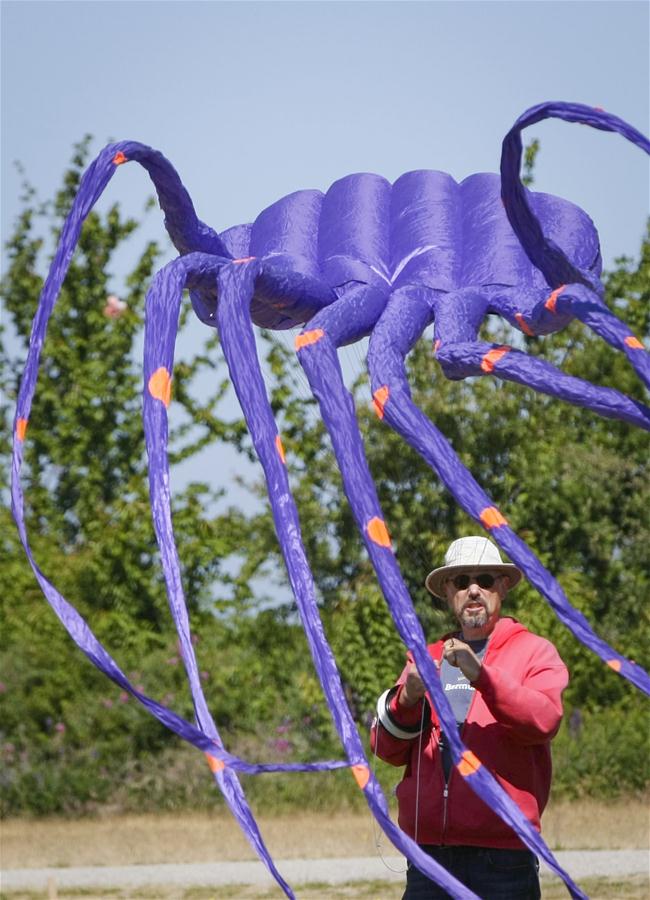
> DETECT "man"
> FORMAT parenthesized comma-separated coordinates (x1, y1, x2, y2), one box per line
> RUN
(371, 536, 568, 899)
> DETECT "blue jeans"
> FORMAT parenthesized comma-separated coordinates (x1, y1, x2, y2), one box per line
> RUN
(403, 845, 541, 899)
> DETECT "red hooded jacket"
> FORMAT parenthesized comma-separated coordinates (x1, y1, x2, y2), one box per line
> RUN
(370, 617, 568, 849)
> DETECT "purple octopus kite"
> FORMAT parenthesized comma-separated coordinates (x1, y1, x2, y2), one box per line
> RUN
(11, 102, 650, 899)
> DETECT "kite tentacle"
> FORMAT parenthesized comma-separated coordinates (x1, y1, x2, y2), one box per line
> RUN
(434, 340, 650, 431)
(295, 286, 586, 899)
(490, 280, 650, 389)
(366, 294, 650, 700)
(501, 101, 650, 289)
(13, 141, 229, 441)
(548, 284, 650, 389)
(216, 267, 478, 900)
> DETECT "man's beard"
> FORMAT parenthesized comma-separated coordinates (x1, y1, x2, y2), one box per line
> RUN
(460, 605, 488, 629)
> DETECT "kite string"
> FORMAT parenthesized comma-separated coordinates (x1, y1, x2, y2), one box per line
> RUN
(369, 724, 407, 875)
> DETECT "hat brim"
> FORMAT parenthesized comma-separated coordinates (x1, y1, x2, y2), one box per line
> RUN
(425, 564, 522, 601)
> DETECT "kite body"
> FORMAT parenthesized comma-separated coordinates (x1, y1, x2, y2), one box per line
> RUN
(196, 171, 598, 334)
(11, 102, 650, 900)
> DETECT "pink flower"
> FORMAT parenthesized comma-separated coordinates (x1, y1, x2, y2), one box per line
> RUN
(119, 691, 129, 703)
(55, 722, 66, 734)
(0, 682, 7, 693)
(166, 656, 179, 666)
(103, 294, 127, 318)
(200, 671, 209, 682)
(101, 698, 114, 709)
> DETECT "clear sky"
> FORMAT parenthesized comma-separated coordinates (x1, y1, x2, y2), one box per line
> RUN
(2, 0, 649, 521)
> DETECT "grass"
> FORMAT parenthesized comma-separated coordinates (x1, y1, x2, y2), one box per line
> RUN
(2, 795, 648, 870)
(1, 876, 650, 899)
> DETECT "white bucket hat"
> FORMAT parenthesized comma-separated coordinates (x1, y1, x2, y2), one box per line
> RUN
(425, 536, 522, 600)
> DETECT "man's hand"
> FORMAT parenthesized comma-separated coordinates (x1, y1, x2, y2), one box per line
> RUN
(399, 663, 426, 708)
(443, 638, 482, 683)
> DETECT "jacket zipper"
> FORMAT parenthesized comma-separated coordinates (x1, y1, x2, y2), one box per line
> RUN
(439, 635, 495, 845)
(442, 782, 449, 840)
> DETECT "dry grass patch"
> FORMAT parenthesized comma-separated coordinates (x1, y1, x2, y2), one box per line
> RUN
(541, 796, 650, 850)
(1, 877, 649, 899)
(2, 795, 648, 870)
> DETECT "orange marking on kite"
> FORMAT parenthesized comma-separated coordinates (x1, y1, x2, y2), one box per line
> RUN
(606, 659, 622, 672)
(624, 336, 644, 350)
(205, 753, 226, 773)
(457, 750, 482, 777)
(434, 339, 442, 354)
(480, 346, 510, 373)
(16, 418, 28, 442)
(544, 285, 566, 313)
(232, 256, 256, 264)
(351, 764, 370, 790)
(594, 106, 605, 112)
(372, 386, 390, 419)
(295, 329, 325, 351)
(367, 516, 392, 548)
(480, 507, 508, 530)
(148, 367, 172, 408)
(275, 434, 286, 464)
(112, 151, 127, 165)
(515, 313, 535, 337)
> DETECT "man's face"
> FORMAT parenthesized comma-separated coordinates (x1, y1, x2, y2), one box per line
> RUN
(444, 570, 510, 638)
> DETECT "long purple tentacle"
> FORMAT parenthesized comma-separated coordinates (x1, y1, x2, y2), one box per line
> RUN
(501, 101, 650, 289)
(550, 284, 650, 389)
(435, 339, 650, 431)
(368, 293, 650, 697)
(296, 285, 586, 899)
(215, 263, 479, 900)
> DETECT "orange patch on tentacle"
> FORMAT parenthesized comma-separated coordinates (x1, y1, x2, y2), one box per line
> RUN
(624, 336, 644, 350)
(372, 386, 390, 419)
(295, 329, 325, 351)
(433, 339, 442, 354)
(232, 257, 256, 264)
(275, 434, 286, 464)
(544, 285, 566, 313)
(351, 764, 370, 790)
(515, 313, 535, 337)
(367, 517, 392, 548)
(148, 367, 172, 408)
(480, 346, 510, 373)
(112, 151, 127, 165)
(606, 659, 622, 673)
(205, 753, 226, 773)
(16, 418, 28, 442)
(457, 750, 482, 777)
(480, 507, 508, 530)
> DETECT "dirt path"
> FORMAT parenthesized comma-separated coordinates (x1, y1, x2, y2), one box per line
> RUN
(3, 850, 648, 894)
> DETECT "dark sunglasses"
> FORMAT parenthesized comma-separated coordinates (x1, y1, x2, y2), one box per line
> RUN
(450, 572, 500, 590)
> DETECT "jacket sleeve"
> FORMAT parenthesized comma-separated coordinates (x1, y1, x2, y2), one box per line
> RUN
(473, 637, 568, 745)
(370, 662, 430, 767)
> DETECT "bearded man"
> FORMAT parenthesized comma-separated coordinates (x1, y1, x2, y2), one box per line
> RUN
(372, 536, 568, 899)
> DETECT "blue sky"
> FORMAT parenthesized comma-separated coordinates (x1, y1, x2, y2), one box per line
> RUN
(2, 0, 649, 536)
(3, 1, 648, 263)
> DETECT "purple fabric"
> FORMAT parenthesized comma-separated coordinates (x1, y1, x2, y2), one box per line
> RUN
(11, 101, 649, 898)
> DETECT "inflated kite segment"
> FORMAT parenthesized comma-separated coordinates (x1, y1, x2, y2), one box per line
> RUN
(12, 102, 649, 899)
